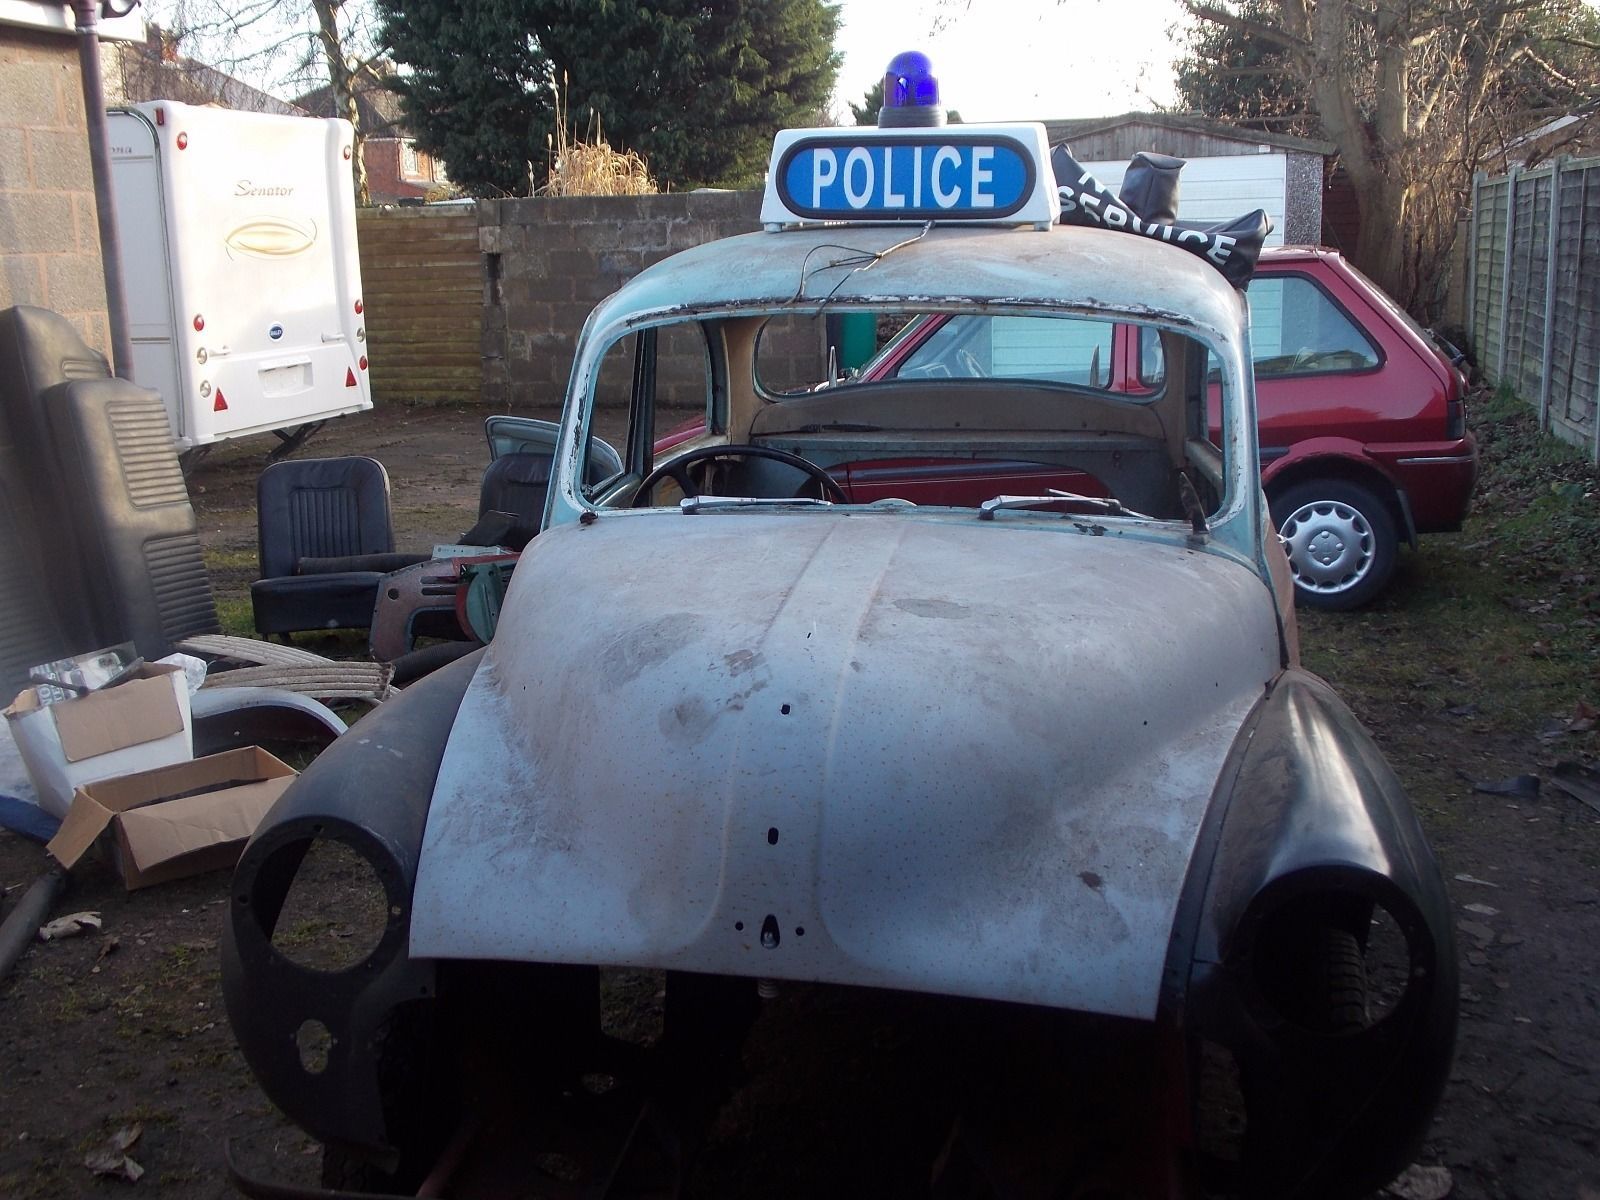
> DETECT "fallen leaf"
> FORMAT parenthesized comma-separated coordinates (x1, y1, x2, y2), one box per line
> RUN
(1384, 1162, 1453, 1199)
(1463, 903, 1499, 916)
(38, 912, 102, 941)
(109, 1126, 141, 1153)
(83, 1124, 143, 1182)
(1454, 874, 1501, 888)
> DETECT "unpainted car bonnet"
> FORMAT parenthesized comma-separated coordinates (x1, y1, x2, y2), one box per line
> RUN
(410, 511, 1282, 1019)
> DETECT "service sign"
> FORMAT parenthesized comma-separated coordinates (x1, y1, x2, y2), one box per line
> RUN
(760, 124, 1060, 230)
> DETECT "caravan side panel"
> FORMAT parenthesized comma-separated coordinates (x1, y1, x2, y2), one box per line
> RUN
(108, 110, 186, 443)
(120, 101, 373, 448)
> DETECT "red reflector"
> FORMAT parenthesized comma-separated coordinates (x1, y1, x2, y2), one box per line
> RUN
(354, 299, 363, 314)
(358, 355, 368, 370)
(192, 314, 204, 331)
(155, 107, 165, 126)
(213, 390, 228, 412)
(177, 132, 188, 150)
(345, 368, 357, 387)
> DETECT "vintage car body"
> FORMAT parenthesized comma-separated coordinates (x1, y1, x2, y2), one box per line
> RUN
(223, 118, 1457, 1199)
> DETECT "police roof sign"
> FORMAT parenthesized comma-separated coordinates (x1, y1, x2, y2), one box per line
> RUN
(756, 120, 1270, 286)
(777, 135, 1034, 220)
(760, 125, 1059, 230)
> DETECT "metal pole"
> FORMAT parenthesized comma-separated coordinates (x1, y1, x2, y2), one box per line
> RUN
(71, 0, 135, 380)
(1496, 165, 1518, 386)
(0, 867, 68, 985)
(1539, 160, 1564, 431)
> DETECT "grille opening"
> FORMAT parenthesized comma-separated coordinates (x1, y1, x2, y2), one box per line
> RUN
(600, 969, 665, 1048)
(268, 837, 389, 972)
(296, 1019, 333, 1073)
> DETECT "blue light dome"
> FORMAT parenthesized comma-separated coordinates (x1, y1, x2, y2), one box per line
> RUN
(879, 51, 946, 128)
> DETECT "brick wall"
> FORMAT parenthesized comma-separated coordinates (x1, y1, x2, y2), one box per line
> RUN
(356, 207, 481, 405)
(0, 27, 108, 356)
(478, 191, 827, 409)
(364, 138, 440, 205)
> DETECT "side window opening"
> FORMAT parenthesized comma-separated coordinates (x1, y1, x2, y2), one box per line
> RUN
(582, 324, 713, 503)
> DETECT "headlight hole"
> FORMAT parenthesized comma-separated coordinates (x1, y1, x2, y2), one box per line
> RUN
(269, 837, 390, 972)
(1249, 892, 1414, 1036)
(1364, 904, 1410, 1024)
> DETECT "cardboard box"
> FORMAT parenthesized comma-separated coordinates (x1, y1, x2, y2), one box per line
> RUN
(46, 747, 296, 890)
(3, 664, 194, 819)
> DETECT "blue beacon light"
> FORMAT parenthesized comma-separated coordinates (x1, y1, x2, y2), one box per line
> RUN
(878, 51, 946, 128)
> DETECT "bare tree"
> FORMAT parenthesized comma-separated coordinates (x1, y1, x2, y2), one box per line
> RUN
(1177, 1, 1600, 316)
(149, 0, 384, 204)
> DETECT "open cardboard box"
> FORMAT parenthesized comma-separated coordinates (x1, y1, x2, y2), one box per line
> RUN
(46, 747, 297, 890)
(4, 663, 193, 819)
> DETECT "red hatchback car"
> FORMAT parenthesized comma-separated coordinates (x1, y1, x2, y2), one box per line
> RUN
(847, 246, 1477, 609)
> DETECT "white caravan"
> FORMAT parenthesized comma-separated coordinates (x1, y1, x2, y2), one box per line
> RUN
(107, 101, 372, 454)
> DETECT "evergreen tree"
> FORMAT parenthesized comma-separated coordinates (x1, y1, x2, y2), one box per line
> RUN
(849, 79, 883, 125)
(376, 0, 841, 195)
(1171, 0, 1316, 139)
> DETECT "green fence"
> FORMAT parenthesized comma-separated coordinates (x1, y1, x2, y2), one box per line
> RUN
(1469, 156, 1600, 462)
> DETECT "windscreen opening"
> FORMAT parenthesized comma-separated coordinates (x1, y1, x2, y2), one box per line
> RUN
(587, 308, 1230, 523)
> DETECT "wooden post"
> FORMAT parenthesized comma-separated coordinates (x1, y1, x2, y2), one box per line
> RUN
(1539, 160, 1564, 431)
(1467, 171, 1481, 349)
(1496, 165, 1519, 385)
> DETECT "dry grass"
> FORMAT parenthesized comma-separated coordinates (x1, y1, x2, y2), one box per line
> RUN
(541, 76, 657, 197)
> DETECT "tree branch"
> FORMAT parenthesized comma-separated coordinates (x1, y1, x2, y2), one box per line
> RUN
(1182, 2, 1310, 53)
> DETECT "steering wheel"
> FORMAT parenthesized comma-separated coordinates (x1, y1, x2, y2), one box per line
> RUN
(632, 443, 848, 507)
(956, 348, 989, 377)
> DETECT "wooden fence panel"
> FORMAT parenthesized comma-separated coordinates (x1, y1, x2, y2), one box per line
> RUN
(1470, 178, 1508, 376)
(1508, 173, 1549, 403)
(1469, 158, 1600, 462)
(356, 207, 483, 406)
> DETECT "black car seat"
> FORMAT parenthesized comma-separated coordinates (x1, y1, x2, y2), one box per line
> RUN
(0, 306, 218, 688)
(457, 451, 554, 552)
(0, 308, 102, 692)
(251, 456, 428, 636)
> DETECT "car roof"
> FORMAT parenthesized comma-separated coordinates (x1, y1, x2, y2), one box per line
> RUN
(584, 221, 1250, 344)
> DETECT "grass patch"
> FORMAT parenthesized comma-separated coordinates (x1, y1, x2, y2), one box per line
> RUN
(202, 548, 258, 572)
(1297, 386, 1599, 804)
(212, 595, 254, 638)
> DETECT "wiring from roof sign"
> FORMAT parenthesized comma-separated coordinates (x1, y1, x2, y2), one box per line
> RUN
(791, 222, 935, 303)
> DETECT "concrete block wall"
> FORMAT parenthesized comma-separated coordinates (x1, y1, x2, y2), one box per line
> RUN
(479, 191, 827, 410)
(0, 27, 108, 356)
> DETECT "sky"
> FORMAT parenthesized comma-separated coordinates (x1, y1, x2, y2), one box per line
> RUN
(830, 0, 1186, 122)
(147, 0, 1190, 122)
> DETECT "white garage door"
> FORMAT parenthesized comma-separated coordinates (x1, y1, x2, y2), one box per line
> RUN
(1083, 153, 1287, 247)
